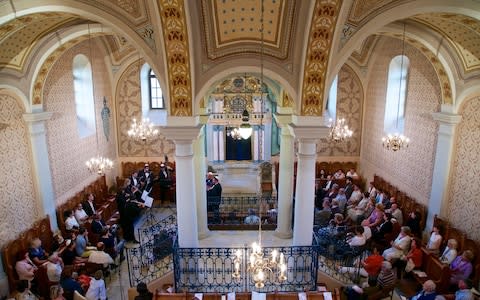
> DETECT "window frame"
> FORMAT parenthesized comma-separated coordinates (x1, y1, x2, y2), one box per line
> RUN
(148, 68, 165, 110)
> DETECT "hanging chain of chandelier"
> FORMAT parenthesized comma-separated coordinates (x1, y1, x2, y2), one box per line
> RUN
(127, 117, 159, 142)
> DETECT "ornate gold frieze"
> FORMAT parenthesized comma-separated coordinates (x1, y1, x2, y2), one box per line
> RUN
(300, 0, 342, 116)
(158, 0, 193, 116)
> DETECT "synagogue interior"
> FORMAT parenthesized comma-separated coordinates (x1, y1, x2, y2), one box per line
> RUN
(0, 0, 480, 300)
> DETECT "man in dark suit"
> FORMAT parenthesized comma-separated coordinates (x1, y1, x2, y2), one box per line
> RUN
(82, 193, 96, 217)
(345, 177, 354, 200)
(91, 213, 107, 234)
(158, 163, 172, 204)
(207, 176, 222, 213)
(138, 163, 154, 194)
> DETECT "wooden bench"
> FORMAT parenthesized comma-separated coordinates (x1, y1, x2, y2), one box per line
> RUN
(413, 248, 450, 294)
(155, 290, 341, 300)
(1, 215, 54, 297)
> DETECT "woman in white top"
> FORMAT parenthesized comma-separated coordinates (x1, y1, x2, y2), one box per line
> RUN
(439, 238, 458, 264)
(382, 226, 412, 261)
(425, 225, 443, 256)
(85, 270, 107, 300)
(74, 204, 89, 224)
(64, 210, 80, 231)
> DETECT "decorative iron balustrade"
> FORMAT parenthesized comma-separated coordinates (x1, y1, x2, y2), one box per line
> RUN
(126, 213, 177, 287)
(312, 226, 366, 284)
(207, 195, 277, 229)
(173, 238, 318, 293)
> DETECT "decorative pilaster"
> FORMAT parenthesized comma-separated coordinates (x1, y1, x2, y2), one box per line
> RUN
(23, 112, 58, 231)
(194, 127, 210, 239)
(274, 114, 294, 238)
(161, 126, 202, 247)
(291, 124, 329, 246)
(426, 112, 462, 230)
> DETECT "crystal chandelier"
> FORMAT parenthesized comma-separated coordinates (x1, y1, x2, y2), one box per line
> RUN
(127, 117, 159, 141)
(85, 24, 114, 176)
(382, 133, 409, 151)
(328, 118, 353, 142)
(383, 22, 410, 151)
(86, 156, 114, 175)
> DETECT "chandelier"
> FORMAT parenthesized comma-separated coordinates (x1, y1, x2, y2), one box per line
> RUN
(127, 117, 159, 141)
(85, 24, 114, 176)
(328, 118, 353, 142)
(382, 22, 410, 151)
(86, 156, 114, 175)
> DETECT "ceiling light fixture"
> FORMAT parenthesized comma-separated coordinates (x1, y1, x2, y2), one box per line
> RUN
(328, 117, 353, 142)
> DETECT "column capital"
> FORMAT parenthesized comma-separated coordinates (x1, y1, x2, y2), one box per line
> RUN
(161, 125, 203, 142)
(273, 113, 293, 127)
(23, 111, 54, 123)
(431, 112, 462, 125)
(290, 125, 329, 142)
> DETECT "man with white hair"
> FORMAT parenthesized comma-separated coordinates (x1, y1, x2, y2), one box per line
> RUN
(46, 252, 63, 283)
(411, 280, 444, 300)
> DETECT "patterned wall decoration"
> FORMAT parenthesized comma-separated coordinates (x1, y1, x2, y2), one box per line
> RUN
(0, 93, 39, 244)
(350, 35, 379, 67)
(102, 35, 135, 66)
(157, 0, 193, 116)
(43, 39, 117, 203)
(300, 0, 342, 116)
(414, 14, 480, 73)
(0, 13, 78, 71)
(115, 60, 175, 157)
(380, 32, 452, 104)
(447, 97, 480, 242)
(360, 36, 440, 205)
(317, 64, 362, 156)
(32, 36, 88, 105)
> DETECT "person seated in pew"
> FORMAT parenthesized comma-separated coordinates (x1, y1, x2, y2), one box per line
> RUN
(346, 168, 359, 179)
(75, 227, 92, 258)
(82, 193, 97, 217)
(382, 226, 412, 262)
(64, 209, 80, 231)
(244, 208, 261, 225)
(410, 280, 444, 300)
(16, 250, 38, 282)
(339, 246, 383, 281)
(134, 282, 153, 300)
(394, 237, 423, 279)
(60, 267, 84, 298)
(90, 213, 108, 235)
(346, 226, 366, 247)
(12, 279, 39, 300)
(100, 228, 124, 261)
(61, 239, 88, 267)
(425, 224, 444, 256)
(51, 232, 65, 253)
(29, 237, 49, 266)
(439, 239, 458, 265)
(449, 250, 474, 287)
(46, 252, 64, 283)
(87, 242, 114, 268)
(74, 203, 89, 225)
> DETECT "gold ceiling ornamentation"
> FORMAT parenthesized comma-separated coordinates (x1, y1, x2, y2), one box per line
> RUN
(350, 35, 379, 67)
(0, 13, 78, 71)
(103, 35, 136, 65)
(281, 91, 294, 109)
(32, 36, 89, 105)
(300, 0, 342, 116)
(158, 0, 193, 116)
(381, 32, 453, 105)
(413, 13, 480, 74)
(200, 0, 296, 60)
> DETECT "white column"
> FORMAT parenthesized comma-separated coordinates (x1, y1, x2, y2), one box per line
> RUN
(290, 125, 328, 246)
(23, 112, 58, 231)
(162, 126, 201, 247)
(218, 126, 225, 162)
(426, 112, 462, 230)
(274, 124, 294, 238)
(253, 125, 260, 161)
(194, 127, 210, 239)
(212, 126, 219, 162)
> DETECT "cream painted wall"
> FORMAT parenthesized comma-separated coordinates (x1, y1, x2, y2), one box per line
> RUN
(0, 93, 38, 244)
(360, 36, 441, 206)
(43, 39, 118, 205)
(447, 97, 480, 241)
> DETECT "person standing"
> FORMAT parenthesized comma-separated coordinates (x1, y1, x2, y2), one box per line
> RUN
(158, 163, 172, 205)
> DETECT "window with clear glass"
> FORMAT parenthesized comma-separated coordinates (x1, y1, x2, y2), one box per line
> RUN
(73, 54, 96, 138)
(149, 69, 164, 109)
(384, 55, 409, 133)
(326, 75, 338, 120)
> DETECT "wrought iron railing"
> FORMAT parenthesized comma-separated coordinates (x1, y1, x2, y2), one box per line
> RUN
(126, 214, 177, 287)
(312, 225, 366, 284)
(173, 238, 318, 293)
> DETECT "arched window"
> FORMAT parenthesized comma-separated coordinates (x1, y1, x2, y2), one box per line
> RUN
(384, 55, 409, 133)
(326, 75, 338, 120)
(148, 69, 164, 109)
(73, 54, 95, 138)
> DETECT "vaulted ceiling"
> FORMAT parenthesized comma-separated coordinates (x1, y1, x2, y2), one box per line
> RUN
(0, 0, 479, 100)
